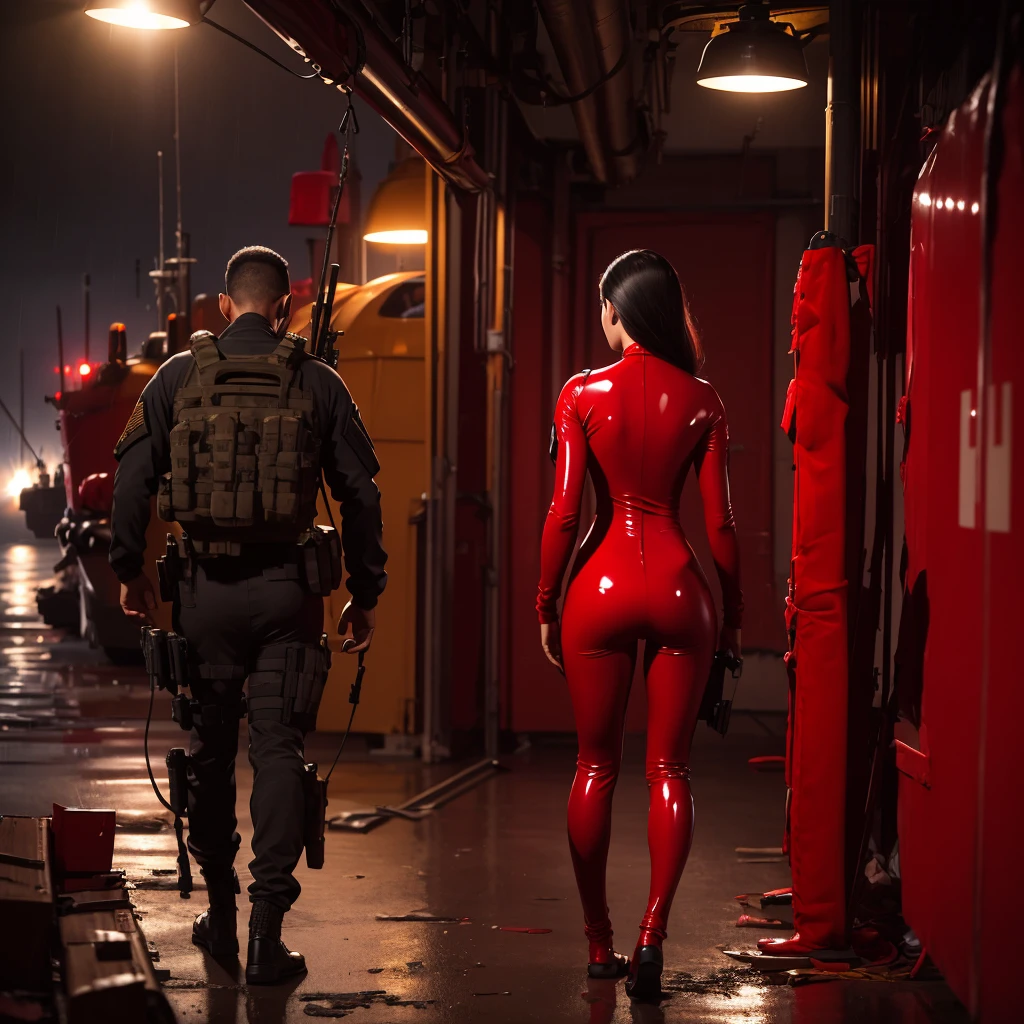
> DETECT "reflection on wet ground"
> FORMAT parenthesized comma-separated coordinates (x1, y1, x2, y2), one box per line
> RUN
(0, 541, 969, 1023)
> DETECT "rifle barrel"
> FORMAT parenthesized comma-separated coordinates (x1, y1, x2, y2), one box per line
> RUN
(309, 159, 349, 355)
(316, 263, 341, 360)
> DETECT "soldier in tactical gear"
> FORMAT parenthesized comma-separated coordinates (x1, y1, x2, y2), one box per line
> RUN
(110, 245, 387, 985)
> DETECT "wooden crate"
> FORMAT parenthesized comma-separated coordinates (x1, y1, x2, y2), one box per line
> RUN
(0, 815, 54, 990)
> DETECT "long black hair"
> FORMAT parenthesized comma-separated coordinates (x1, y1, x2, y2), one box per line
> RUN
(598, 249, 703, 375)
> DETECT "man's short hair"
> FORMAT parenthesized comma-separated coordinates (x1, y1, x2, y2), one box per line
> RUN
(224, 246, 290, 304)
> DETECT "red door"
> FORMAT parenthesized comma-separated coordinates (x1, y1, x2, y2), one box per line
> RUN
(573, 212, 779, 655)
(506, 209, 778, 734)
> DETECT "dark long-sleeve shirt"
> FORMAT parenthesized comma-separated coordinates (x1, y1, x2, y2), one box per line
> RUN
(109, 312, 387, 609)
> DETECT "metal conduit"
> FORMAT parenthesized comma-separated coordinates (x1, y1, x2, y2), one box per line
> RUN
(244, 0, 490, 193)
(537, 0, 640, 186)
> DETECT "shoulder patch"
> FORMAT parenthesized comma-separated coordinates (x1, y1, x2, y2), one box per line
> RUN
(114, 399, 150, 460)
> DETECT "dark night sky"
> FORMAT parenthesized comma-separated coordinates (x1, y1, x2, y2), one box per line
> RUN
(0, 0, 398, 472)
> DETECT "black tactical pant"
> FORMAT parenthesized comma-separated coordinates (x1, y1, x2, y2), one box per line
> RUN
(176, 554, 325, 911)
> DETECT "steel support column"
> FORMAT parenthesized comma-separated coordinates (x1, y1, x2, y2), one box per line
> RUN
(825, 0, 861, 242)
(422, 167, 460, 763)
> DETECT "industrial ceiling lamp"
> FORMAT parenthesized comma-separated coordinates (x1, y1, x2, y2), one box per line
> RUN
(83, 1, 202, 31)
(363, 158, 428, 245)
(696, 1, 809, 93)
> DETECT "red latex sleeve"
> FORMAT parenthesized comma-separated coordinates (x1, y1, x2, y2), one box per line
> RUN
(695, 397, 744, 629)
(536, 374, 589, 623)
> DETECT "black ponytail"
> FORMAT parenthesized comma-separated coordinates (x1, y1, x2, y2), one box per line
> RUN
(599, 250, 703, 375)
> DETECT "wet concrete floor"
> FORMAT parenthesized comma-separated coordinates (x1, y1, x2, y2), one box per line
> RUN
(0, 540, 970, 1023)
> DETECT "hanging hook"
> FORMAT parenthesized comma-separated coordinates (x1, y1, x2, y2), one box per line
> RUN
(339, 88, 360, 138)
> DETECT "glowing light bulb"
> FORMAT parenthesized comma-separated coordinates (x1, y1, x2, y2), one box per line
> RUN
(363, 230, 429, 245)
(79, 363, 92, 376)
(6, 469, 33, 499)
(84, 3, 191, 30)
(697, 74, 807, 93)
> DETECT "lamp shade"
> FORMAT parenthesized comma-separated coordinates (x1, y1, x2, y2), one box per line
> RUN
(697, 6, 809, 93)
(83, 1, 201, 30)
(363, 157, 427, 245)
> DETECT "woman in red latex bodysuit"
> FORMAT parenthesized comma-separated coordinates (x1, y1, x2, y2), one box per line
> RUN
(536, 250, 743, 999)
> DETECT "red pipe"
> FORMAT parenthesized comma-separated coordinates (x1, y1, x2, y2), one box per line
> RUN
(243, 0, 490, 193)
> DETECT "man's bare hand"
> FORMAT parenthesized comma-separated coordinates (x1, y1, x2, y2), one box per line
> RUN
(338, 601, 375, 654)
(120, 574, 157, 623)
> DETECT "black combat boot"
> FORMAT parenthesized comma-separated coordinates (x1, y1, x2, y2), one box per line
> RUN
(245, 900, 306, 986)
(192, 869, 240, 959)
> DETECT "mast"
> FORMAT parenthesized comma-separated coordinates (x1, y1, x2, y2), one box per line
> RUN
(19, 349, 24, 465)
(156, 149, 165, 326)
(56, 307, 65, 395)
(83, 273, 91, 364)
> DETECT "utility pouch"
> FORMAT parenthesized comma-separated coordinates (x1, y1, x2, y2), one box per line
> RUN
(142, 627, 191, 694)
(168, 634, 190, 689)
(171, 692, 194, 731)
(326, 526, 343, 592)
(156, 533, 185, 603)
(302, 762, 327, 870)
(248, 635, 331, 729)
(300, 526, 342, 596)
(166, 747, 190, 817)
(142, 627, 174, 693)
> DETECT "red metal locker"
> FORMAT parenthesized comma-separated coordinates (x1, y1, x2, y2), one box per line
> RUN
(898, 65, 1023, 1018)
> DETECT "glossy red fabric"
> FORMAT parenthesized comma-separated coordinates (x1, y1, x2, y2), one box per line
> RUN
(779, 244, 856, 951)
(537, 344, 742, 947)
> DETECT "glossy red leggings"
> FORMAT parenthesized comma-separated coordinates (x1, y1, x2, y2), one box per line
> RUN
(561, 511, 716, 948)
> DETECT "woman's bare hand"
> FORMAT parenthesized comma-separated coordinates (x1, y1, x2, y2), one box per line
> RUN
(541, 620, 564, 673)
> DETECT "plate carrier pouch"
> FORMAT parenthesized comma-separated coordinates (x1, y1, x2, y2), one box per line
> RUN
(158, 331, 320, 545)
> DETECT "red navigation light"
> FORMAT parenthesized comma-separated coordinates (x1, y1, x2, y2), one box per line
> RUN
(54, 391, 62, 402)
(79, 362, 92, 376)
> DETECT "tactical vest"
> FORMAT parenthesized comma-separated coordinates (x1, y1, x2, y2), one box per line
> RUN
(157, 331, 320, 546)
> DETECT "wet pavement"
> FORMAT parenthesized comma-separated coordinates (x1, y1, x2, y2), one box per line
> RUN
(0, 539, 970, 1023)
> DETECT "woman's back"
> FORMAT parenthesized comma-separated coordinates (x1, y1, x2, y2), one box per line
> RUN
(580, 345, 722, 518)
(538, 343, 742, 636)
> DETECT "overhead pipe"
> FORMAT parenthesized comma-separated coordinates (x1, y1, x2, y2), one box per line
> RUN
(242, 0, 491, 193)
(591, 0, 640, 185)
(537, 0, 640, 186)
(537, 0, 611, 183)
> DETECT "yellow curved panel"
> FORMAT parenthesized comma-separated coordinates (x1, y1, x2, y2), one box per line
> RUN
(303, 275, 426, 736)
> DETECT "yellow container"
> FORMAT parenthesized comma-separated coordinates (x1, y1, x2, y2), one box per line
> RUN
(292, 273, 426, 735)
